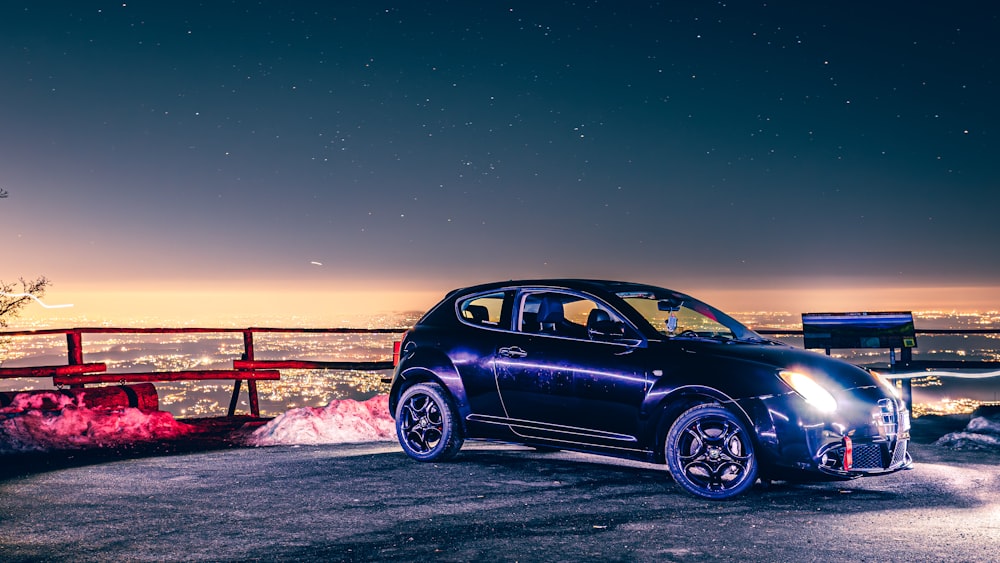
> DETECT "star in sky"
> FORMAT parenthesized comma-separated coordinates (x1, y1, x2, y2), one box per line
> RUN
(1, 1, 997, 320)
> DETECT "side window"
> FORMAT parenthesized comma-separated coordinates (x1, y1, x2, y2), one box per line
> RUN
(519, 291, 618, 340)
(458, 292, 504, 327)
(563, 298, 600, 326)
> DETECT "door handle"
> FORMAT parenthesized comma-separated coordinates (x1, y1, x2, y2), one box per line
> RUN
(498, 346, 527, 358)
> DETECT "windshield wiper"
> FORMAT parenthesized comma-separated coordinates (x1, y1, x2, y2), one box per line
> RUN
(672, 332, 736, 342)
(739, 335, 781, 344)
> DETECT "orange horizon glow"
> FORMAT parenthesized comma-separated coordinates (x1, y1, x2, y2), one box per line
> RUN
(7, 281, 999, 328)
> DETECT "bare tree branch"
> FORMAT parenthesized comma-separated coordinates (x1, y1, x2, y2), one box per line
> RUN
(0, 276, 52, 327)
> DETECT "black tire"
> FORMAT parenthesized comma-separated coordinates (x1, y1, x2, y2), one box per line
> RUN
(665, 404, 758, 500)
(395, 382, 464, 462)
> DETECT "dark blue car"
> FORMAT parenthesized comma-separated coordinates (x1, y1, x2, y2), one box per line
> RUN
(388, 279, 911, 499)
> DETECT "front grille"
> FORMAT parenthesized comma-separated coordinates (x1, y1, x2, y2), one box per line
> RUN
(852, 443, 885, 469)
(827, 438, 908, 472)
(890, 439, 909, 466)
(873, 398, 899, 439)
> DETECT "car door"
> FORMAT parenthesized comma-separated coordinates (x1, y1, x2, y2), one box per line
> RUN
(452, 290, 513, 418)
(493, 290, 649, 448)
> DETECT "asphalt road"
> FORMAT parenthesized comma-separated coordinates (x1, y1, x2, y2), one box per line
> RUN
(1, 441, 998, 562)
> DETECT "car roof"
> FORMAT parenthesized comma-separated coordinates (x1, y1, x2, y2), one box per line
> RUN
(446, 279, 675, 298)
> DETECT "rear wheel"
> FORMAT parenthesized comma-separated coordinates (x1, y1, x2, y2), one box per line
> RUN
(665, 404, 758, 499)
(395, 382, 464, 461)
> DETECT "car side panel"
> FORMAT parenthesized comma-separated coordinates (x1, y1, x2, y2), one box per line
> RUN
(391, 348, 468, 415)
(390, 324, 508, 426)
(493, 332, 649, 448)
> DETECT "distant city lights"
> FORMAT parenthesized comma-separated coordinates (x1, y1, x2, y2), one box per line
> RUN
(2, 311, 997, 419)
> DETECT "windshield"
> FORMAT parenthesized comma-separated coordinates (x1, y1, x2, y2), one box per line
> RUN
(617, 289, 761, 342)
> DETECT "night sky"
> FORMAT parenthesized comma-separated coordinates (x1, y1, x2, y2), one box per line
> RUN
(2, 2, 998, 321)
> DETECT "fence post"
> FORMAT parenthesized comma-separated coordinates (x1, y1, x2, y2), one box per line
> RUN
(66, 331, 84, 388)
(243, 330, 261, 417)
(227, 377, 243, 417)
(900, 347, 913, 415)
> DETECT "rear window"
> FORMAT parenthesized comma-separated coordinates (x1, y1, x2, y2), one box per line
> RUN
(458, 292, 504, 327)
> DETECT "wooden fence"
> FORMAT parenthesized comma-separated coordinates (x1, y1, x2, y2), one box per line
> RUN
(0, 327, 405, 417)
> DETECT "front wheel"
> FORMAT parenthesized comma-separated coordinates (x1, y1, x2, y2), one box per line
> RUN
(395, 382, 464, 462)
(665, 404, 758, 499)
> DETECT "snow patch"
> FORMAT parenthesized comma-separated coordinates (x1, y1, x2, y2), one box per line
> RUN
(934, 415, 1000, 451)
(3, 390, 77, 412)
(0, 390, 193, 454)
(966, 415, 1000, 436)
(248, 394, 395, 446)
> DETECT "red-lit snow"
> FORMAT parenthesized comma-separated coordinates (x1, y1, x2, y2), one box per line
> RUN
(0, 391, 396, 453)
(0, 390, 192, 453)
(248, 394, 395, 446)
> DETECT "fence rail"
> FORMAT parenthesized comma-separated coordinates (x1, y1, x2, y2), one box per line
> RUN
(0, 326, 407, 417)
(755, 327, 1000, 369)
(755, 328, 1000, 336)
(3, 325, 997, 417)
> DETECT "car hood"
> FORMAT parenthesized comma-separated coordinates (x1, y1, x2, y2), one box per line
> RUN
(662, 339, 879, 391)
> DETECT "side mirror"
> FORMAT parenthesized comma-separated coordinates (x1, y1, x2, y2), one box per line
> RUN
(588, 319, 626, 340)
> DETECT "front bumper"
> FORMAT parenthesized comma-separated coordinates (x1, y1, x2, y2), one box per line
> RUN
(753, 392, 914, 480)
(812, 399, 913, 478)
(815, 434, 912, 477)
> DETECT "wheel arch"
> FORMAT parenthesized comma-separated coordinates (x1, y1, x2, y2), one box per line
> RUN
(388, 351, 470, 436)
(647, 384, 758, 464)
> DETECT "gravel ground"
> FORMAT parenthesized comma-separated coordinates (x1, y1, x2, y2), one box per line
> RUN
(1, 438, 999, 562)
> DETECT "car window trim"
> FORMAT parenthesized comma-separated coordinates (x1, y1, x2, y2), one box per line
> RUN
(513, 287, 644, 345)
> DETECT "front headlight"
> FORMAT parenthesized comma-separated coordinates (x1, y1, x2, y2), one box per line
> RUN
(779, 370, 838, 413)
(869, 370, 902, 400)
